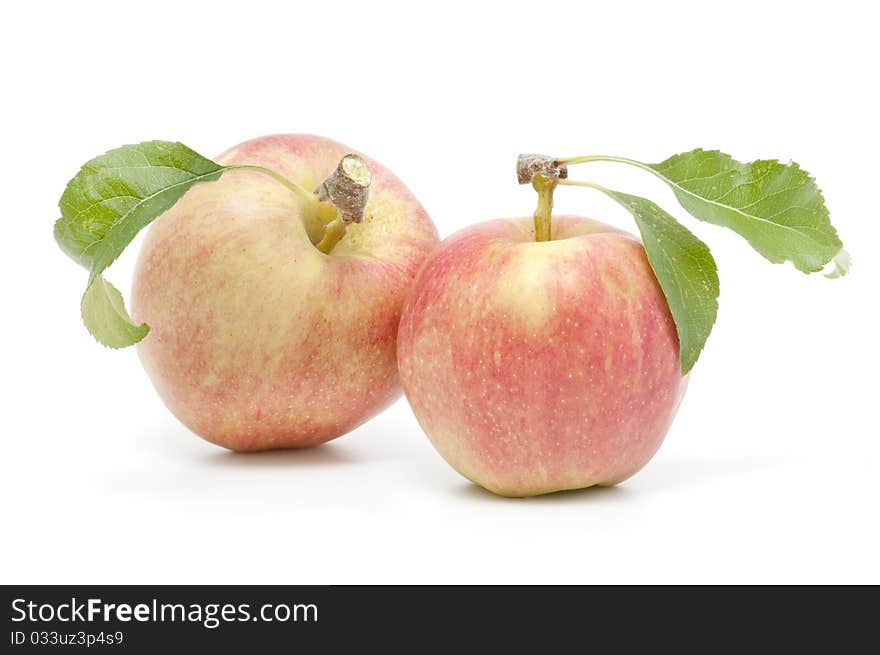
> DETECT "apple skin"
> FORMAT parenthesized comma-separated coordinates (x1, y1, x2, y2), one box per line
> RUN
(131, 134, 439, 451)
(397, 216, 688, 496)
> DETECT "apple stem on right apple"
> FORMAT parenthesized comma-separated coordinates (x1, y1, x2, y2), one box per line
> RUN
(531, 174, 557, 242)
(516, 154, 569, 242)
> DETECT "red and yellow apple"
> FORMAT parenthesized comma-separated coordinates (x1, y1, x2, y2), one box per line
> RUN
(132, 134, 438, 451)
(397, 216, 687, 496)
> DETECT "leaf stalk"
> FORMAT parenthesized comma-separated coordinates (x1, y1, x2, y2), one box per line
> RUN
(225, 165, 313, 199)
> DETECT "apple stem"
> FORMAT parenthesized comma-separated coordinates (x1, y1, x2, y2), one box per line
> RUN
(516, 154, 568, 242)
(314, 154, 372, 254)
(532, 175, 556, 242)
(316, 217, 348, 253)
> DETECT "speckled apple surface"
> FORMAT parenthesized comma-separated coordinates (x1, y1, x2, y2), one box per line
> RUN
(397, 216, 688, 496)
(132, 135, 439, 451)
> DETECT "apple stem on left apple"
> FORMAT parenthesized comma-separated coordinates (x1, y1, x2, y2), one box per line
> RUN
(314, 154, 372, 254)
(231, 154, 372, 255)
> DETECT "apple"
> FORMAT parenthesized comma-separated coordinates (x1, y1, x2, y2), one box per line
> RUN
(397, 216, 687, 496)
(131, 134, 439, 451)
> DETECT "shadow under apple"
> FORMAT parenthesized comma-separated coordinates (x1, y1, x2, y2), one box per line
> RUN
(201, 442, 362, 470)
(454, 480, 634, 504)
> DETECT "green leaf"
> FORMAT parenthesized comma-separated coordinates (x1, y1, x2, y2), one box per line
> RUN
(824, 249, 851, 279)
(56, 141, 225, 276)
(601, 189, 719, 374)
(55, 141, 226, 347)
(81, 275, 150, 348)
(54, 216, 101, 268)
(647, 149, 845, 274)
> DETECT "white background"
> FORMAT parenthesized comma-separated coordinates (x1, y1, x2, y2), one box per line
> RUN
(2, 1, 877, 584)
